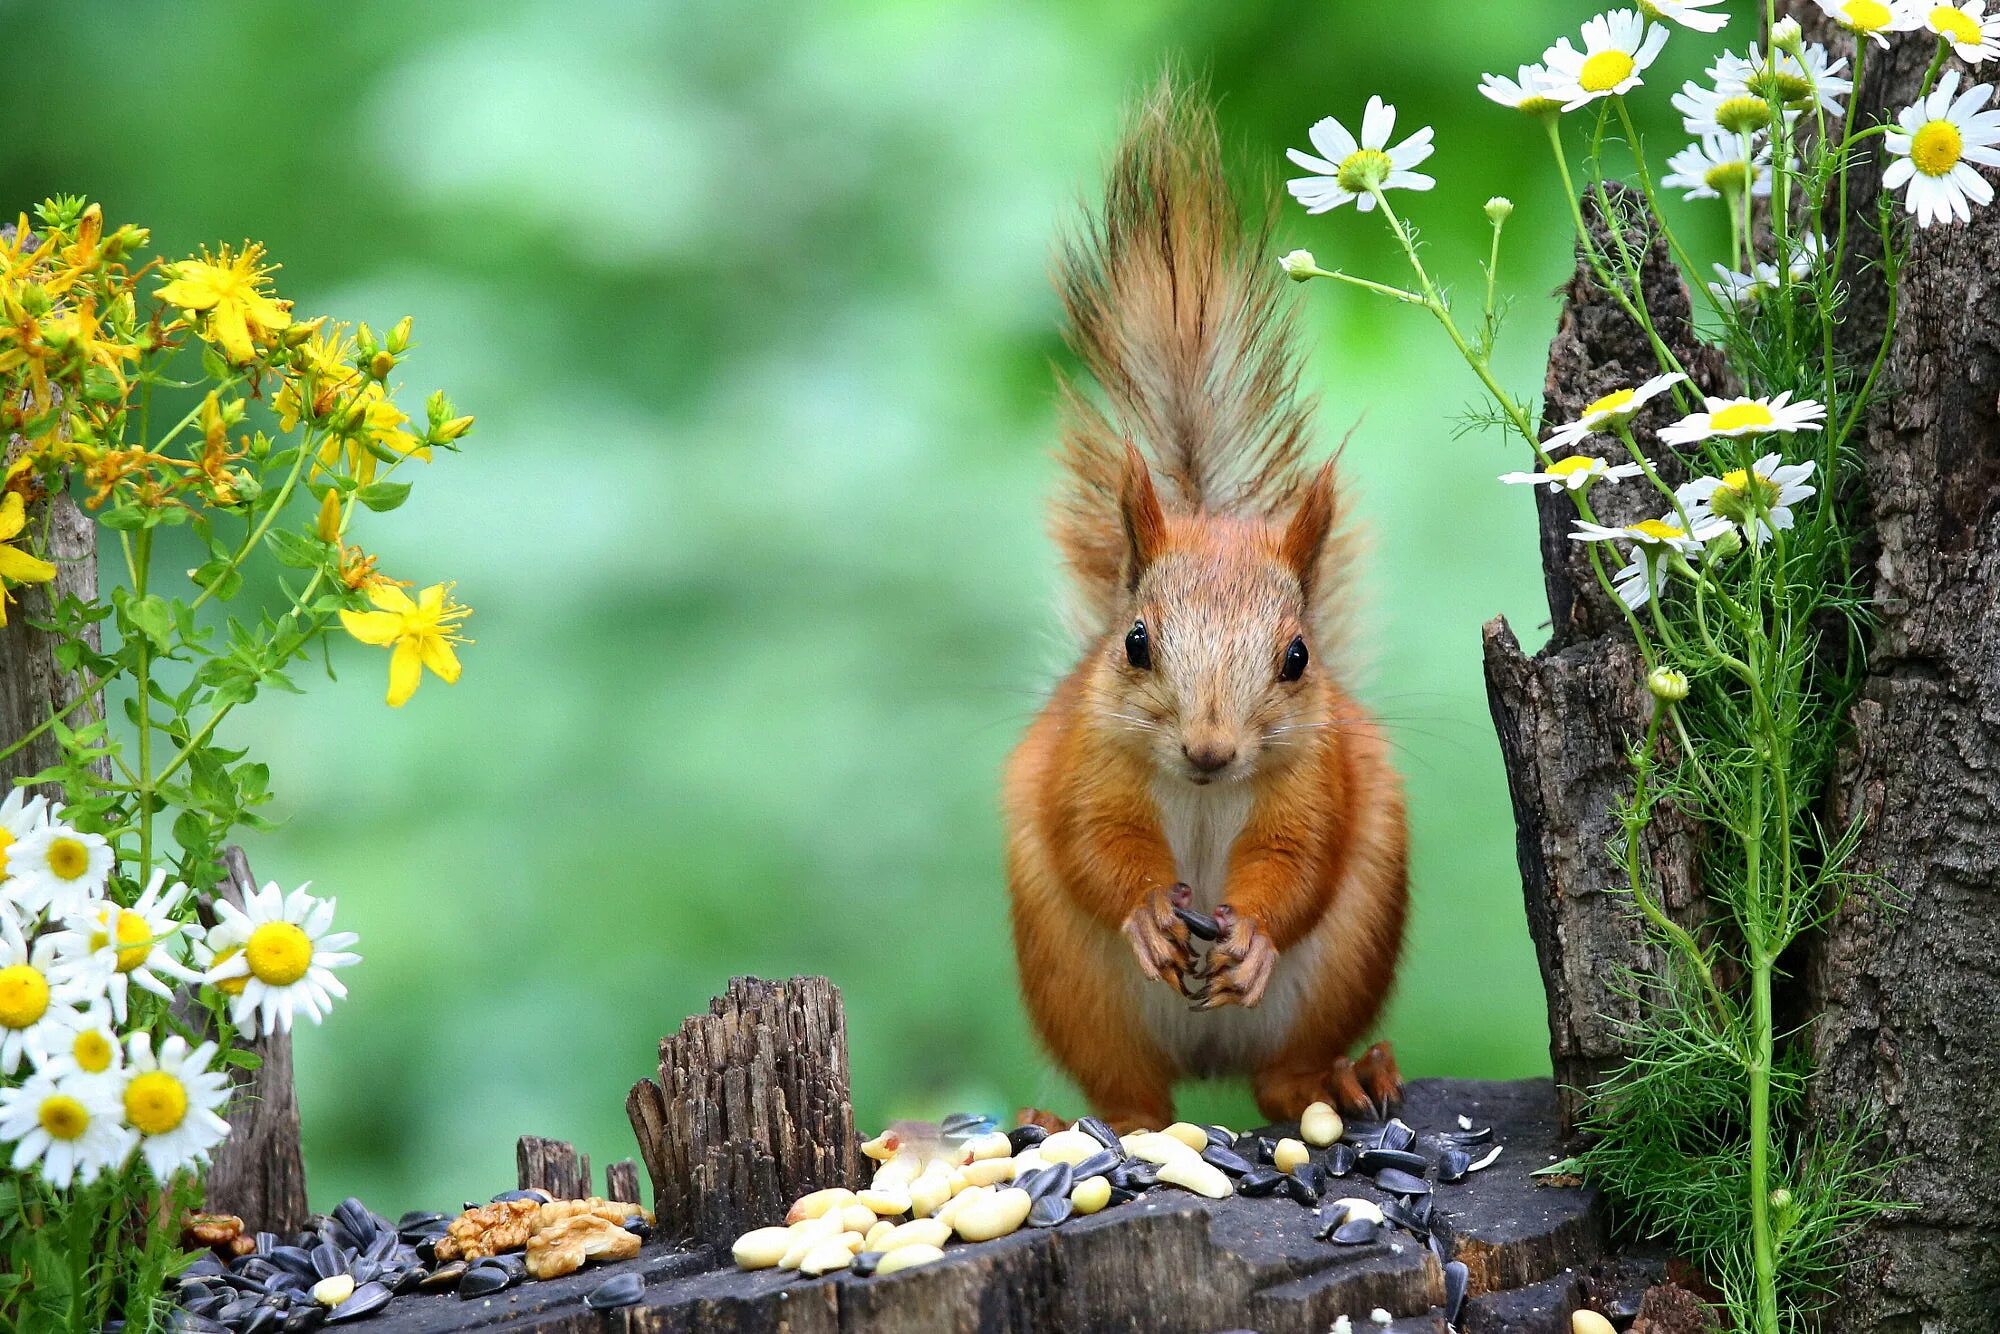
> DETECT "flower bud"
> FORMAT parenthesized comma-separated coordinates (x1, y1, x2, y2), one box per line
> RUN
(1277, 249, 1320, 282)
(1705, 527, 1744, 560)
(316, 489, 342, 544)
(1771, 17, 1803, 53)
(368, 350, 396, 381)
(1647, 667, 1690, 703)
(432, 414, 475, 444)
(388, 316, 414, 353)
(1485, 196, 1515, 224)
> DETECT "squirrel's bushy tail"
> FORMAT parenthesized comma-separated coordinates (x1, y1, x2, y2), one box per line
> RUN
(1052, 77, 1325, 626)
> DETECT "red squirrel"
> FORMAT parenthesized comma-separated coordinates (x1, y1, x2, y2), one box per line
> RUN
(1003, 82, 1409, 1132)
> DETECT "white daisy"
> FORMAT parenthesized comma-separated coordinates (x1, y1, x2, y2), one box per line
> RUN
(46, 870, 202, 1023)
(0, 1067, 133, 1188)
(1679, 454, 1818, 543)
(1926, 1, 2000, 62)
(121, 1032, 231, 1179)
(1479, 63, 1568, 115)
(1704, 44, 1853, 121)
(1884, 71, 2000, 227)
(1658, 392, 1828, 446)
(1673, 78, 1781, 136)
(0, 914, 90, 1075)
(1638, 0, 1731, 29)
(4, 818, 113, 919)
(1663, 133, 1776, 201)
(1782, 232, 1828, 283)
(1709, 262, 1772, 308)
(1500, 456, 1647, 491)
(1815, 0, 1923, 45)
(1543, 11, 1673, 111)
(1545, 373, 1688, 451)
(203, 881, 360, 1036)
(1286, 98, 1436, 214)
(1571, 514, 1731, 608)
(0, 789, 50, 893)
(32, 1002, 124, 1086)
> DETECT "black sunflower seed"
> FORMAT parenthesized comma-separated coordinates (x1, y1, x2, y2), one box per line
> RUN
(1374, 1167, 1431, 1196)
(1236, 1167, 1286, 1196)
(1444, 1261, 1469, 1326)
(1028, 1195, 1073, 1228)
(1006, 1124, 1050, 1153)
(1356, 1148, 1429, 1175)
(1075, 1116, 1122, 1151)
(1201, 1144, 1255, 1177)
(1328, 1219, 1379, 1245)
(584, 1271, 645, 1310)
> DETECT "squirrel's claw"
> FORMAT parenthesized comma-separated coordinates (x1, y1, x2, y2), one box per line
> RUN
(1122, 885, 1198, 994)
(1196, 906, 1276, 1010)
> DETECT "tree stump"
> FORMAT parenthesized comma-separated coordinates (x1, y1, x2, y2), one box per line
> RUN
(200, 845, 311, 1235)
(517, 1136, 593, 1200)
(0, 480, 104, 795)
(606, 1159, 641, 1206)
(625, 975, 863, 1244)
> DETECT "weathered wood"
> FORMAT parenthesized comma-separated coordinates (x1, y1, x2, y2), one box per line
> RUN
(516, 1136, 592, 1201)
(364, 1079, 1603, 1334)
(606, 1160, 640, 1207)
(626, 975, 863, 1244)
(1793, 16, 2000, 1330)
(201, 845, 310, 1234)
(0, 474, 104, 795)
(1481, 188, 1728, 1133)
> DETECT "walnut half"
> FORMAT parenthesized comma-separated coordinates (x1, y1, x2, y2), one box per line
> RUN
(524, 1215, 641, 1280)
(433, 1198, 543, 1262)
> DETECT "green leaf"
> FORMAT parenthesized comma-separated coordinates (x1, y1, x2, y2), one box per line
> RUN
(189, 560, 243, 602)
(354, 481, 411, 513)
(267, 528, 329, 570)
(122, 594, 174, 652)
(98, 505, 147, 532)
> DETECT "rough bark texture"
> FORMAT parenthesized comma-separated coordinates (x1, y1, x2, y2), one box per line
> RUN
(1482, 187, 1729, 1133)
(606, 1159, 641, 1207)
(517, 1136, 593, 1201)
(1795, 20, 2000, 1330)
(0, 478, 103, 795)
(201, 845, 311, 1234)
(625, 975, 864, 1245)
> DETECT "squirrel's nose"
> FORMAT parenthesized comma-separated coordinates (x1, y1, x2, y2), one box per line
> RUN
(1183, 739, 1238, 773)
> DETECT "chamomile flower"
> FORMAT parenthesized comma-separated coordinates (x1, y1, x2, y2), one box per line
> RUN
(1815, 0, 1922, 46)
(1663, 133, 1776, 201)
(1709, 262, 1771, 308)
(1926, 1, 2000, 62)
(1543, 11, 1673, 111)
(32, 1002, 123, 1085)
(1673, 78, 1781, 135)
(1544, 373, 1688, 451)
(204, 881, 360, 1036)
(1500, 456, 1646, 491)
(1783, 232, 1829, 282)
(0, 915, 88, 1075)
(1884, 71, 2000, 227)
(1705, 44, 1853, 120)
(1479, 63, 1568, 115)
(1679, 454, 1818, 543)
(4, 818, 112, 918)
(46, 870, 203, 1023)
(0, 788, 49, 894)
(1658, 392, 1828, 446)
(1638, 0, 1732, 31)
(121, 1033, 231, 1179)
(1285, 98, 1436, 214)
(0, 1067, 132, 1188)
(1571, 514, 1730, 608)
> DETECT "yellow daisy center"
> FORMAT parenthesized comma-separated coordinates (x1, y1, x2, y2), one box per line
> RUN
(1548, 456, 1599, 478)
(1932, 4, 1983, 42)
(1516, 93, 1565, 115)
(1710, 469, 1783, 524)
(245, 921, 313, 986)
(89, 910, 155, 973)
(1705, 160, 1752, 194)
(1632, 519, 1687, 542)
(1580, 50, 1637, 94)
(208, 945, 250, 996)
(0, 964, 50, 1030)
(1334, 148, 1394, 193)
(46, 836, 91, 882)
(1710, 402, 1777, 433)
(39, 1094, 90, 1141)
(1842, 0, 1895, 30)
(73, 1029, 114, 1074)
(1584, 388, 1636, 420)
(1912, 120, 1964, 177)
(0, 827, 15, 876)
(125, 1070, 189, 1136)
(1716, 94, 1778, 131)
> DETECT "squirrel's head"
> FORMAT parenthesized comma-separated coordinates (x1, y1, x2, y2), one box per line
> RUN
(1090, 446, 1341, 786)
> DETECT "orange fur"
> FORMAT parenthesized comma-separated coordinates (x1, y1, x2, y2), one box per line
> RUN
(1004, 80, 1408, 1129)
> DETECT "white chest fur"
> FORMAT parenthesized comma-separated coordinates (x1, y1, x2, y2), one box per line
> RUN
(1132, 777, 1320, 1076)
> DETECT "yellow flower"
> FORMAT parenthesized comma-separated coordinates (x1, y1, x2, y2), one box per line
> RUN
(0, 493, 57, 627)
(276, 330, 427, 484)
(339, 583, 470, 707)
(156, 243, 292, 364)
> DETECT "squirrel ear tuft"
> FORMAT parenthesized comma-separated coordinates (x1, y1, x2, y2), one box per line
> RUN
(1118, 443, 1167, 591)
(1279, 460, 1340, 598)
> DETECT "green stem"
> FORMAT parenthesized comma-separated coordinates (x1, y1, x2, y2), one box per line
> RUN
(132, 527, 155, 881)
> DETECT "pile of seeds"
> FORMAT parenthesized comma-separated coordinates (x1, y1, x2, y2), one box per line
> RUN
(172, 1190, 654, 1330)
(734, 1100, 1504, 1322)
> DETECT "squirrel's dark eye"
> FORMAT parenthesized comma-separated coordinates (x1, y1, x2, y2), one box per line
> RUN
(1125, 620, 1152, 670)
(1279, 636, 1309, 683)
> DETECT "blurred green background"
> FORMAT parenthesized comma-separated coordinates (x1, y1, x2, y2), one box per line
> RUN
(1, 0, 1744, 1212)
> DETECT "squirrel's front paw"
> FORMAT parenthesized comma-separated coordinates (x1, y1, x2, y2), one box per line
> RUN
(1122, 885, 1198, 994)
(1193, 905, 1276, 1010)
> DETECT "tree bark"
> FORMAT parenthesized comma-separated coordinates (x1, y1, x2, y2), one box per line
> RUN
(1796, 23, 2000, 1330)
(0, 476, 103, 795)
(1482, 187, 1728, 1133)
